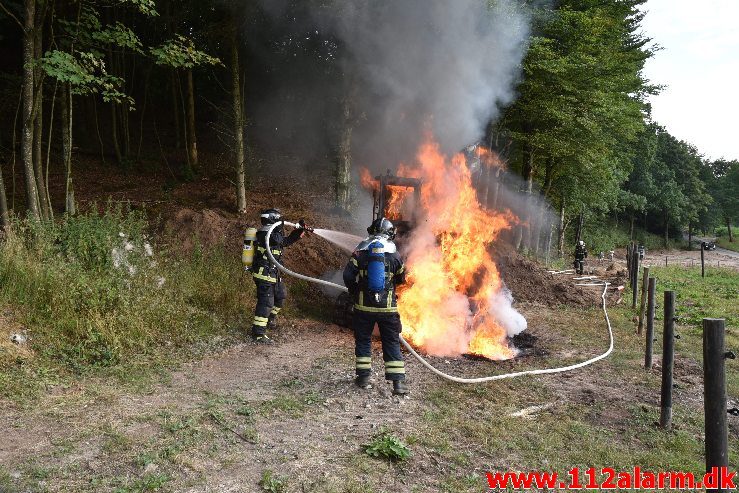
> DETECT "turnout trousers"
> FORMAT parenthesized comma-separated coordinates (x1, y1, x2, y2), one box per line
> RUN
(352, 310, 406, 381)
(251, 279, 286, 336)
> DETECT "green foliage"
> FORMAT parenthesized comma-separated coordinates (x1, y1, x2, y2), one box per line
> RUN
(259, 470, 287, 493)
(39, 50, 133, 105)
(363, 431, 411, 462)
(150, 34, 222, 69)
(92, 22, 144, 53)
(120, 0, 159, 17)
(502, 0, 655, 215)
(577, 218, 677, 254)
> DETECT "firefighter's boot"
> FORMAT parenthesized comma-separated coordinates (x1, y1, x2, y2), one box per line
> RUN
(267, 314, 278, 330)
(252, 334, 274, 345)
(392, 380, 409, 395)
(355, 375, 370, 389)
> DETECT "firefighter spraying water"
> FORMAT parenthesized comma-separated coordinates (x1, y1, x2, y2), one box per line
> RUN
(243, 208, 311, 344)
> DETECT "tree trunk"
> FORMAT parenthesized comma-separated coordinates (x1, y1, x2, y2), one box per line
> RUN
(335, 95, 353, 212)
(62, 84, 75, 214)
(186, 68, 198, 170)
(558, 199, 565, 257)
(490, 168, 500, 210)
(137, 66, 152, 162)
(480, 161, 490, 207)
(92, 97, 106, 165)
(533, 200, 545, 255)
(22, 0, 40, 218)
(231, 29, 247, 213)
(110, 102, 123, 165)
(688, 222, 692, 250)
(575, 211, 584, 245)
(32, 13, 51, 220)
(521, 145, 534, 251)
(44, 81, 58, 219)
(0, 162, 9, 229)
(33, 86, 50, 219)
(630, 214, 635, 240)
(726, 216, 733, 242)
(171, 70, 181, 149)
(663, 212, 669, 248)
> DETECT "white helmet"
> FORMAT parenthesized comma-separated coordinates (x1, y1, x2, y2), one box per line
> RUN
(578, 240, 585, 247)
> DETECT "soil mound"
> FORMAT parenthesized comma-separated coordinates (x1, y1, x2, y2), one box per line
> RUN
(163, 208, 243, 254)
(495, 248, 600, 307)
(163, 207, 350, 277)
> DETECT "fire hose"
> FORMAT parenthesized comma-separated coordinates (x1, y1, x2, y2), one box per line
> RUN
(267, 221, 614, 383)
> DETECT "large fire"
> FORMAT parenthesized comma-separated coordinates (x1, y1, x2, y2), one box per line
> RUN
(362, 137, 523, 360)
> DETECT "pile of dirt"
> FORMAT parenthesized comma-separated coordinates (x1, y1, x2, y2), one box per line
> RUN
(162, 206, 350, 278)
(495, 248, 601, 307)
(162, 208, 244, 254)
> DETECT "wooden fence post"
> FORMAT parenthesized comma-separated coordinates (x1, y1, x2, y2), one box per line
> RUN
(645, 277, 656, 370)
(637, 266, 650, 335)
(631, 245, 640, 309)
(660, 291, 675, 429)
(703, 318, 729, 492)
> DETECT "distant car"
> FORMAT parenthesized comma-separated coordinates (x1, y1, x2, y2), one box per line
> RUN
(701, 241, 716, 251)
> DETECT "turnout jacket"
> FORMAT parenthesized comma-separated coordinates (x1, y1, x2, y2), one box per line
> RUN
(574, 244, 588, 260)
(343, 243, 406, 313)
(252, 225, 303, 283)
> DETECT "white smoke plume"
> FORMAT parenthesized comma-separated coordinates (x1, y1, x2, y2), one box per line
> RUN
(489, 288, 528, 337)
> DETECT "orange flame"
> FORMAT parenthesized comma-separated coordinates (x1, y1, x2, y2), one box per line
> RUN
(359, 168, 415, 222)
(385, 185, 413, 221)
(476, 146, 505, 169)
(395, 137, 518, 360)
(360, 168, 378, 191)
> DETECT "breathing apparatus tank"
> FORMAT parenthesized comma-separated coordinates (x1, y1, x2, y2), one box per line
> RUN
(242, 227, 257, 270)
(367, 240, 387, 300)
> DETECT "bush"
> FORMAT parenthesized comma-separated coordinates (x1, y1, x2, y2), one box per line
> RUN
(0, 206, 251, 385)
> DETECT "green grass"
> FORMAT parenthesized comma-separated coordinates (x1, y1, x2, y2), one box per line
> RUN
(716, 236, 739, 252)
(0, 207, 252, 403)
(628, 265, 739, 396)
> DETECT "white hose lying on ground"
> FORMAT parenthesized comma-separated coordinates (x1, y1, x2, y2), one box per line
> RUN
(267, 221, 614, 383)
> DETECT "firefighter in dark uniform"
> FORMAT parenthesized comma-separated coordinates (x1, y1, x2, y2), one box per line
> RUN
(343, 217, 409, 395)
(250, 208, 306, 343)
(574, 240, 588, 275)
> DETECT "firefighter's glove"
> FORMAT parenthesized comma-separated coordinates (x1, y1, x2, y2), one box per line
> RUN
(297, 219, 313, 235)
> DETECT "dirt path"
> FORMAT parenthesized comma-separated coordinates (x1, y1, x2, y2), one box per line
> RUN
(644, 248, 739, 270)
(0, 302, 626, 493)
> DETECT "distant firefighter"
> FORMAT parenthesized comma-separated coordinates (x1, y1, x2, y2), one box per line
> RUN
(246, 208, 307, 344)
(574, 240, 588, 275)
(343, 217, 409, 395)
